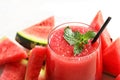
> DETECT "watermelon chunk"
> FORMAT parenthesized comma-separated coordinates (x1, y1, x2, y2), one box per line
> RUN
(115, 74, 120, 80)
(0, 61, 26, 80)
(90, 10, 112, 51)
(103, 37, 120, 76)
(15, 16, 54, 49)
(25, 46, 47, 80)
(0, 37, 27, 65)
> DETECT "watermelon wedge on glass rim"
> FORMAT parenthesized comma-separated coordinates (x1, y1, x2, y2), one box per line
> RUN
(15, 16, 54, 49)
(0, 37, 27, 65)
(90, 10, 112, 51)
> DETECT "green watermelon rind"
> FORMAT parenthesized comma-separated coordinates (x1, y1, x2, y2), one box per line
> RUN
(15, 31, 47, 49)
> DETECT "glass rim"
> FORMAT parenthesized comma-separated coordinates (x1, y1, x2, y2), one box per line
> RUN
(47, 22, 101, 61)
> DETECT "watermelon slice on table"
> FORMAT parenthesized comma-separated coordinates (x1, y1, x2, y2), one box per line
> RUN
(0, 37, 27, 65)
(15, 16, 54, 49)
(25, 46, 47, 80)
(0, 60, 26, 80)
(103, 37, 120, 76)
(90, 10, 112, 51)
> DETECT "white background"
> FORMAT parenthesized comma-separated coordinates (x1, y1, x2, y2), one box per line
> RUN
(0, 0, 119, 79)
(0, 0, 120, 41)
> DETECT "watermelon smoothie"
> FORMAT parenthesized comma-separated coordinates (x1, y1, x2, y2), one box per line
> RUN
(46, 22, 102, 80)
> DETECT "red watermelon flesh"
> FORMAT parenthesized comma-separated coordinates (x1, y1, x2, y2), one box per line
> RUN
(23, 16, 54, 39)
(24, 16, 54, 39)
(25, 46, 47, 80)
(23, 25, 52, 39)
(90, 11, 104, 31)
(0, 37, 27, 65)
(0, 61, 26, 80)
(115, 74, 120, 80)
(90, 10, 112, 51)
(103, 37, 120, 76)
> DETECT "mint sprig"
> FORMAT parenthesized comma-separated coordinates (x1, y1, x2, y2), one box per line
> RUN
(64, 26, 95, 56)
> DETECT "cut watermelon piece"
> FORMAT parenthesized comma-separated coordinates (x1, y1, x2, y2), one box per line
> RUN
(25, 46, 47, 80)
(103, 37, 120, 76)
(0, 37, 27, 65)
(15, 16, 54, 49)
(115, 74, 120, 80)
(0, 61, 26, 80)
(90, 10, 104, 31)
(90, 10, 112, 51)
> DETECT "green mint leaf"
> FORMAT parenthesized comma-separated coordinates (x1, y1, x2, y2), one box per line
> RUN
(64, 26, 76, 45)
(74, 43, 83, 55)
(63, 26, 95, 56)
(74, 31, 81, 40)
(84, 31, 96, 40)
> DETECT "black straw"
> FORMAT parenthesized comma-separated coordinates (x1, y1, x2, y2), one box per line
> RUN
(92, 17, 112, 44)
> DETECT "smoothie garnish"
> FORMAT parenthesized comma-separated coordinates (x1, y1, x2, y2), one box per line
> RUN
(64, 26, 95, 55)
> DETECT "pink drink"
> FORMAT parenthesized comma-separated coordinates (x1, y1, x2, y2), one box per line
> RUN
(46, 22, 102, 80)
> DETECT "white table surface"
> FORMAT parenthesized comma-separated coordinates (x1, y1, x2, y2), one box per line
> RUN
(0, 0, 119, 80)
